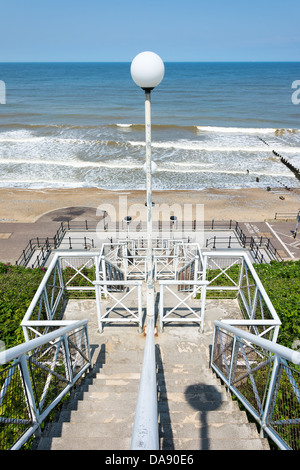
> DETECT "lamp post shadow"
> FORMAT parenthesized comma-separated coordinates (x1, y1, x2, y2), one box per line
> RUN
(184, 382, 222, 450)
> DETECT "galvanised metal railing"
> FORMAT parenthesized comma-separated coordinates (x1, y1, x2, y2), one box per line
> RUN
(99, 239, 203, 282)
(93, 279, 143, 333)
(21, 251, 143, 338)
(130, 317, 159, 450)
(0, 320, 91, 450)
(159, 280, 209, 332)
(211, 321, 300, 450)
(202, 251, 282, 342)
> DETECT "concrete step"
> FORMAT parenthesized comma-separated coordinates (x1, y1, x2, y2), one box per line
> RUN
(57, 408, 136, 424)
(95, 372, 141, 380)
(63, 393, 139, 411)
(158, 397, 240, 413)
(158, 388, 232, 404)
(38, 436, 132, 450)
(159, 409, 249, 425)
(44, 421, 134, 440)
(160, 437, 269, 451)
(81, 382, 140, 393)
(157, 383, 228, 397)
(159, 422, 260, 440)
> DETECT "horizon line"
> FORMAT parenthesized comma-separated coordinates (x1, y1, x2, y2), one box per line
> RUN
(1, 60, 300, 64)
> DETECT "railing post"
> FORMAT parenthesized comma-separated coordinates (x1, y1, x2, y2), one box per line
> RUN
(193, 256, 199, 298)
(138, 283, 142, 333)
(200, 282, 207, 333)
(228, 236, 232, 248)
(19, 355, 41, 433)
(159, 284, 164, 332)
(260, 354, 281, 437)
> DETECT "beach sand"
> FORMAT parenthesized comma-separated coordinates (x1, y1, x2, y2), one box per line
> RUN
(0, 186, 299, 223)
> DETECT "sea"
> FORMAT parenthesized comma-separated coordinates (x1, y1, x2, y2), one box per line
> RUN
(0, 62, 300, 191)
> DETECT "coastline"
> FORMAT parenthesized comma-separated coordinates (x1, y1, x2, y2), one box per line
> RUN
(0, 186, 299, 224)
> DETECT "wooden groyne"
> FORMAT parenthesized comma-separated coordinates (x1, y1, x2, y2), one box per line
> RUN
(258, 137, 300, 181)
(272, 151, 300, 181)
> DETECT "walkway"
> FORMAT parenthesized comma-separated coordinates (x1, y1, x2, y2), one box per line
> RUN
(0, 205, 299, 265)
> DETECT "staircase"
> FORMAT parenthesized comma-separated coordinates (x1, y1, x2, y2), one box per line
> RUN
(36, 325, 269, 451)
(157, 363, 269, 450)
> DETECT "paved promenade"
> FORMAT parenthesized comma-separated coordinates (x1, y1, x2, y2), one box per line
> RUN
(0, 206, 299, 265)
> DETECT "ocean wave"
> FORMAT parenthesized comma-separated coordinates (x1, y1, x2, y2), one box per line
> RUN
(114, 124, 300, 135)
(127, 140, 300, 153)
(158, 167, 294, 177)
(0, 179, 88, 188)
(196, 126, 299, 135)
(0, 157, 294, 180)
(0, 158, 140, 170)
(114, 123, 197, 132)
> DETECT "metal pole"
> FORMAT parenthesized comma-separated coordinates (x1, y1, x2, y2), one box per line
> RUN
(145, 89, 155, 320)
(294, 212, 300, 238)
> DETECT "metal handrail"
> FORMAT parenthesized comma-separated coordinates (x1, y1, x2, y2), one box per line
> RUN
(211, 321, 300, 450)
(0, 320, 91, 450)
(130, 317, 159, 450)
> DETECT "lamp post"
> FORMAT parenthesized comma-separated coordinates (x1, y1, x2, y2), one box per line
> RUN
(131, 51, 164, 320)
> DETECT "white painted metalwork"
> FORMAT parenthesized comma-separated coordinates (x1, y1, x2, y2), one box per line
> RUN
(0, 320, 90, 450)
(202, 251, 281, 341)
(131, 317, 159, 450)
(93, 280, 143, 333)
(159, 280, 209, 332)
(211, 321, 300, 450)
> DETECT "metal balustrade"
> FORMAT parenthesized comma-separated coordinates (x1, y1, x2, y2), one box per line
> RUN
(202, 251, 282, 341)
(211, 321, 300, 450)
(131, 317, 158, 450)
(93, 280, 143, 333)
(159, 280, 208, 332)
(0, 320, 90, 450)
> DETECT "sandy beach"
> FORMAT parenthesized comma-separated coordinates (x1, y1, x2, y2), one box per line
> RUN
(0, 186, 299, 224)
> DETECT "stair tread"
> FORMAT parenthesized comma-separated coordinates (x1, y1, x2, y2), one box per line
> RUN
(38, 437, 132, 451)
(160, 437, 269, 451)
(159, 422, 260, 440)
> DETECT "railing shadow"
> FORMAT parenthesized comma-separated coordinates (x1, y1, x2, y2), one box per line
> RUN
(156, 344, 174, 449)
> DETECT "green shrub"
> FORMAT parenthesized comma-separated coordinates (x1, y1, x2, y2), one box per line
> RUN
(0, 263, 45, 349)
(254, 260, 300, 349)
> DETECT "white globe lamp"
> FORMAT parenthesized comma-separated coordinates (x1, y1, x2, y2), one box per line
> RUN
(143, 161, 157, 174)
(131, 51, 165, 90)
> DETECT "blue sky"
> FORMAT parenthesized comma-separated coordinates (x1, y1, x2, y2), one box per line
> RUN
(1, 0, 300, 62)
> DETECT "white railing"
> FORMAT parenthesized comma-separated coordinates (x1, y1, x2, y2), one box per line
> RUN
(159, 280, 209, 332)
(202, 251, 281, 341)
(211, 321, 300, 450)
(99, 239, 203, 282)
(21, 252, 99, 341)
(0, 320, 91, 450)
(130, 317, 159, 450)
(93, 280, 143, 333)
